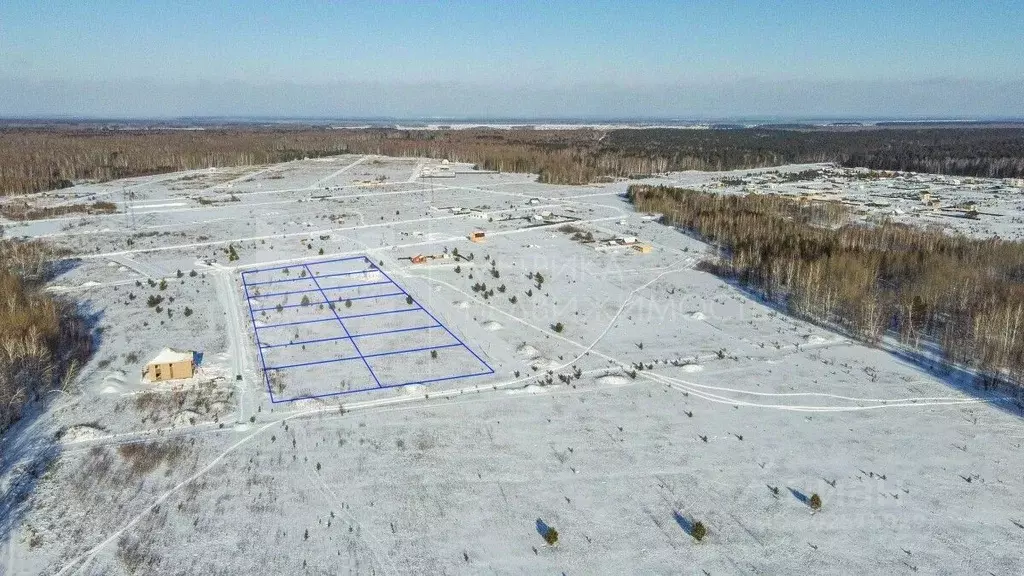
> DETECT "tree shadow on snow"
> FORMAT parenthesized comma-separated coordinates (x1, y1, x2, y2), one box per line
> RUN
(535, 518, 551, 539)
(691, 268, 1024, 421)
(787, 487, 809, 505)
(43, 257, 82, 281)
(0, 299, 103, 550)
(0, 405, 63, 552)
(672, 510, 696, 536)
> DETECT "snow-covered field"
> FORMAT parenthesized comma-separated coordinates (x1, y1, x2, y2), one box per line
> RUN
(1, 156, 1022, 574)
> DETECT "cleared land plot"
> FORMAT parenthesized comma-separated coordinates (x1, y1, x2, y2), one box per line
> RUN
(243, 256, 493, 402)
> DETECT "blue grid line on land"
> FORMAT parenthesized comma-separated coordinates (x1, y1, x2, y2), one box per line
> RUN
(250, 291, 406, 313)
(265, 354, 362, 371)
(241, 255, 368, 276)
(243, 267, 379, 288)
(263, 341, 464, 371)
(241, 275, 277, 402)
(267, 368, 496, 403)
(304, 264, 383, 388)
(371, 265, 496, 375)
(243, 256, 495, 403)
(248, 279, 391, 299)
(260, 322, 443, 350)
(255, 317, 337, 330)
(255, 306, 423, 330)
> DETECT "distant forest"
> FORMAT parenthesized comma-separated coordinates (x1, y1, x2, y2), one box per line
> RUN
(2, 125, 1024, 195)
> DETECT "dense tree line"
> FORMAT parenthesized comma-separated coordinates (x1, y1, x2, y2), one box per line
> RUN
(2, 125, 1023, 195)
(0, 239, 93, 432)
(604, 128, 1024, 178)
(628, 184, 1024, 393)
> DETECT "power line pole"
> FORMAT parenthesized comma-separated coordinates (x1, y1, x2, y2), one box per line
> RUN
(124, 187, 136, 233)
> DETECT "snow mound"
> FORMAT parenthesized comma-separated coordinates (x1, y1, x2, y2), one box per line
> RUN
(681, 364, 704, 373)
(531, 357, 561, 371)
(596, 375, 630, 386)
(482, 320, 504, 331)
(507, 385, 548, 396)
(104, 370, 126, 383)
(516, 343, 540, 358)
(453, 300, 470, 309)
(101, 371, 127, 394)
(61, 424, 105, 443)
(803, 334, 829, 345)
(402, 384, 426, 396)
(689, 311, 707, 321)
(173, 410, 202, 426)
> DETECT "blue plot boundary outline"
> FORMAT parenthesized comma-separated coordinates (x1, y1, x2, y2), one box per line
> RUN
(241, 255, 494, 403)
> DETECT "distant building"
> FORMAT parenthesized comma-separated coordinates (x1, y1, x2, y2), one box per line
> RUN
(469, 230, 486, 243)
(421, 163, 455, 178)
(144, 348, 195, 382)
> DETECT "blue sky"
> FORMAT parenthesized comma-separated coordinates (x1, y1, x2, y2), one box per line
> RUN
(1, 0, 1022, 117)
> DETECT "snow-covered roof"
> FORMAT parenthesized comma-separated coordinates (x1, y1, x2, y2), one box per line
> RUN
(147, 348, 193, 365)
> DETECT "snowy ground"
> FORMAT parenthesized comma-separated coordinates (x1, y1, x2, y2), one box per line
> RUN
(1, 156, 1022, 575)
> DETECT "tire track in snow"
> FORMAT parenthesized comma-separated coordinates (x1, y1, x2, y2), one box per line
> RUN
(314, 155, 369, 187)
(213, 266, 250, 423)
(56, 248, 1001, 573)
(298, 427, 398, 576)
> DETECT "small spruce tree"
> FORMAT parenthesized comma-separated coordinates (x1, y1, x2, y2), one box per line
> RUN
(691, 521, 706, 541)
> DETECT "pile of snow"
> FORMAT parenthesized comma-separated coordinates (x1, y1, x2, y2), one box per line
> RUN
(453, 300, 470, 309)
(803, 334, 830, 345)
(531, 357, 561, 371)
(689, 311, 707, 321)
(596, 375, 630, 386)
(60, 424, 105, 443)
(101, 370, 127, 394)
(173, 410, 202, 426)
(482, 320, 504, 331)
(506, 384, 548, 396)
(516, 343, 540, 358)
(681, 364, 704, 373)
(402, 384, 426, 396)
